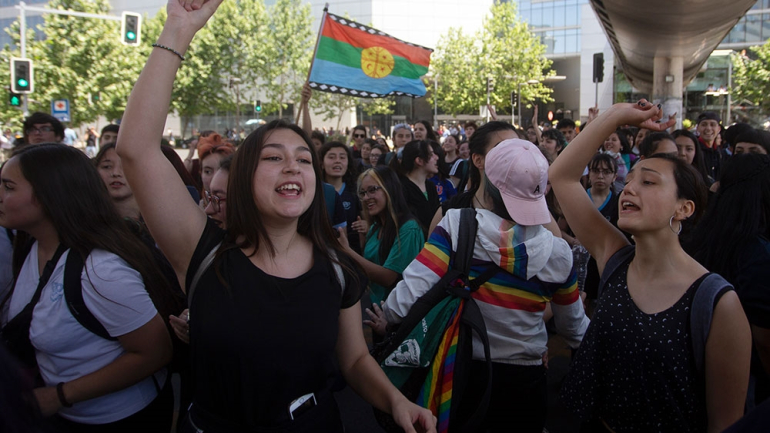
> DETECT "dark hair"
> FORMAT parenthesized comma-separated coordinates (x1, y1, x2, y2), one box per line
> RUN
(428, 141, 451, 181)
(224, 120, 361, 286)
(638, 132, 675, 158)
(94, 141, 117, 166)
(390, 140, 433, 175)
(319, 141, 358, 186)
(100, 124, 120, 137)
(161, 144, 199, 189)
(541, 129, 567, 154)
(483, 174, 513, 221)
(672, 129, 710, 183)
(589, 152, 618, 173)
(611, 129, 633, 155)
(22, 112, 64, 142)
(722, 122, 752, 148)
(363, 138, 377, 149)
(8, 144, 178, 320)
(465, 121, 478, 130)
(352, 125, 367, 135)
(370, 144, 388, 166)
(645, 153, 708, 233)
(358, 166, 415, 261)
(734, 128, 770, 154)
(467, 121, 516, 194)
(310, 130, 326, 145)
(688, 154, 770, 282)
(219, 154, 233, 171)
(557, 119, 576, 130)
(416, 120, 438, 142)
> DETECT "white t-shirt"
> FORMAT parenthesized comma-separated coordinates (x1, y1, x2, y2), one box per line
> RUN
(4, 244, 163, 424)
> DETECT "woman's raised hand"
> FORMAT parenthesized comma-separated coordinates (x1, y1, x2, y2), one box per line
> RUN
(610, 99, 676, 132)
(166, 0, 224, 35)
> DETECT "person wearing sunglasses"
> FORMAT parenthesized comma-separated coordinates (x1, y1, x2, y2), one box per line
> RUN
(21, 112, 64, 146)
(350, 125, 367, 158)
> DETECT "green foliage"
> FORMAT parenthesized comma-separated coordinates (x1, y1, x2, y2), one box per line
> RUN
(264, 0, 313, 119)
(0, 0, 147, 126)
(430, 1, 553, 116)
(732, 43, 770, 115)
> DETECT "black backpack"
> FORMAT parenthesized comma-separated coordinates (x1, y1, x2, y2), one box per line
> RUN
(371, 208, 498, 433)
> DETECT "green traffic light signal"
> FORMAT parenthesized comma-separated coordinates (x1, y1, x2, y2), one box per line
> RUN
(255, 99, 262, 113)
(9, 93, 20, 107)
(17, 79, 28, 87)
(126, 31, 136, 41)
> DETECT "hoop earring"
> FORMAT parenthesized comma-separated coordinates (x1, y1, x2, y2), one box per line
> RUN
(669, 215, 682, 236)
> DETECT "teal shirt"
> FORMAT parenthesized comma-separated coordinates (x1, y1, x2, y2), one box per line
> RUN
(363, 219, 425, 304)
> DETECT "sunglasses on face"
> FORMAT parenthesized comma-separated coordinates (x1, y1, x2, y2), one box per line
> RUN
(354, 133, 366, 138)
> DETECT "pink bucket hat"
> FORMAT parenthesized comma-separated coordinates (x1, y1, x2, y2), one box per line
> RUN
(485, 138, 550, 226)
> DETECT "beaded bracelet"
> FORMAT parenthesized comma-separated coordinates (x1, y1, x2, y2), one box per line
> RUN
(152, 43, 185, 61)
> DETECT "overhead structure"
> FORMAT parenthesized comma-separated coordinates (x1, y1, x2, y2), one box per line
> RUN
(590, 0, 756, 92)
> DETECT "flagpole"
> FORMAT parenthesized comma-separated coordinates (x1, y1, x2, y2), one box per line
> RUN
(295, 3, 329, 125)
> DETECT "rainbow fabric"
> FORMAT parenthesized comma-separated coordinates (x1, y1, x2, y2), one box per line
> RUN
(308, 12, 433, 98)
(417, 301, 464, 433)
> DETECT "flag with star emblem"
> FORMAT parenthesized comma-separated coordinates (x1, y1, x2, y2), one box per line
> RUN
(308, 10, 433, 98)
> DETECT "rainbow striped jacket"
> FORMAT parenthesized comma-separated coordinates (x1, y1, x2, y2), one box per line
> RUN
(384, 209, 590, 365)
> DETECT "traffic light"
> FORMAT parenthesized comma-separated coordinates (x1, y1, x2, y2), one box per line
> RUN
(121, 12, 141, 46)
(10, 58, 33, 94)
(593, 52, 604, 83)
(486, 77, 495, 94)
(255, 100, 262, 113)
(511, 91, 518, 107)
(9, 92, 21, 107)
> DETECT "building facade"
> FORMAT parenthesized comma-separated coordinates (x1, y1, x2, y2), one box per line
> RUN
(1, 0, 766, 132)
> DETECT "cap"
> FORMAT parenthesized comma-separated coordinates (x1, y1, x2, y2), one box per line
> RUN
(697, 111, 721, 125)
(485, 139, 550, 226)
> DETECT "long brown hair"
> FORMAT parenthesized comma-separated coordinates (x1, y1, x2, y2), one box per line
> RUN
(7, 144, 180, 320)
(222, 120, 362, 288)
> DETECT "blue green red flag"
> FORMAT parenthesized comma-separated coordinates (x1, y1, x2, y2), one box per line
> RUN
(308, 11, 433, 98)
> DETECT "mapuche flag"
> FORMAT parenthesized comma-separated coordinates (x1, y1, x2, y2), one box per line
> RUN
(308, 12, 433, 98)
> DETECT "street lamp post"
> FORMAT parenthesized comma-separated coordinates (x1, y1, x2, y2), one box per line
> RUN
(433, 75, 438, 130)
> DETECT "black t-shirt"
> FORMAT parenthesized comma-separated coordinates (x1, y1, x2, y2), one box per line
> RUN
(184, 220, 364, 429)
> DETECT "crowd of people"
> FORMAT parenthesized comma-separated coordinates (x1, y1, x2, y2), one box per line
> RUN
(1, 1, 770, 433)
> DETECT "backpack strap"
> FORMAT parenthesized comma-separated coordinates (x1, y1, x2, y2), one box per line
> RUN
(373, 208, 479, 363)
(691, 273, 732, 375)
(188, 242, 222, 309)
(597, 245, 635, 299)
(63, 250, 117, 341)
(453, 208, 478, 277)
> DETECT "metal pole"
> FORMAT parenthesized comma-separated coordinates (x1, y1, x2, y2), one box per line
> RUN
(517, 82, 522, 127)
(485, 77, 490, 123)
(433, 76, 438, 130)
(20, 2, 27, 116)
(727, 56, 732, 124)
(594, 81, 598, 109)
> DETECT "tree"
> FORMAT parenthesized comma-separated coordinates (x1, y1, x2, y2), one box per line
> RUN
(264, 0, 313, 120)
(732, 43, 770, 115)
(0, 0, 145, 126)
(430, 1, 553, 117)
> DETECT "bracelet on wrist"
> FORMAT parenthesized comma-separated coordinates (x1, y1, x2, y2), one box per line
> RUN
(151, 43, 185, 61)
(56, 382, 73, 408)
